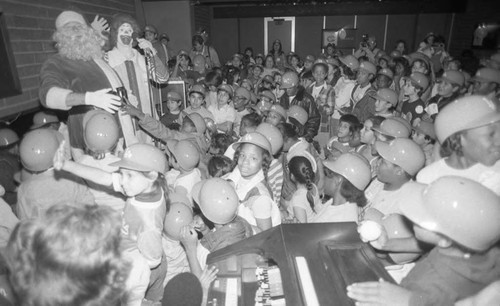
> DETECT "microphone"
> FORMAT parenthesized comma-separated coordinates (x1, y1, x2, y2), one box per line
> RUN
(133, 33, 153, 57)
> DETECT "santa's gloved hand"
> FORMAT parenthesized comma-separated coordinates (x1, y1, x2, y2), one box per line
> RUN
(85, 88, 121, 113)
(137, 38, 157, 56)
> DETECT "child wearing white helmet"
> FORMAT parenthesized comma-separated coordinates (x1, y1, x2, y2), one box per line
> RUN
(207, 84, 236, 134)
(179, 178, 251, 282)
(279, 123, 325, 218)
(348, 176, 500, 306)
(364, 138, 425, 217)
(54, 142, 169, 305)
(399, 72, 429, 126)
(166, 139, 202, 205)
(326, 114, 362, 158)
(417, 95, 500, 195)
(313, 153, 371, 223)
(356, 116, 386, 176)
(17, 129, 95, 220)
(224, 132, 282, 233)
(77, 110, 126, 212)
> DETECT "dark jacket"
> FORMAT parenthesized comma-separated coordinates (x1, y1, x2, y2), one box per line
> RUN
(350, 84, 377, 123)
(280, 86, 321, 142)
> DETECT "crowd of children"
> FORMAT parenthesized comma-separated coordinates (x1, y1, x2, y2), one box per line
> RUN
(0, 12, 500, 306)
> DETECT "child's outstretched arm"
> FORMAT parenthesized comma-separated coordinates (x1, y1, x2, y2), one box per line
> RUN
(54, 141, 113, 187)
(122, 104, 180, 142)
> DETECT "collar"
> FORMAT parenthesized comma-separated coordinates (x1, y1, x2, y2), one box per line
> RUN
(225, 168, 265, 200)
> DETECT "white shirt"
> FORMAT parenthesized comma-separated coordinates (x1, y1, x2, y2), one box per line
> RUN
(312, 200, 359, 223)
(208, 103, 237, 125)
(417, 158, 500, 195)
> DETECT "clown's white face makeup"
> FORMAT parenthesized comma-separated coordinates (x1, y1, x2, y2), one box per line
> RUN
(118, 23, 133, 46)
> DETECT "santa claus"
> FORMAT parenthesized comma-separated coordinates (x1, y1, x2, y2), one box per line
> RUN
(39, 10, 127, 156)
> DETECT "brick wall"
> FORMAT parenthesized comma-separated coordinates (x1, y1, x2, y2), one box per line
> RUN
(0, 0, 136, 120)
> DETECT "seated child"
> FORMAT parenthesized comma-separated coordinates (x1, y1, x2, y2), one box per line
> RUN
(207, 155, 233, 178)
(254, 90, 276, 117)
(326, 114, 361, 158)
(207, 84, 236, 134)
(232, 87, 252, 136)
(287, 105, 309, 138)
(5, 204, 129, 306)
(374, 88, 398, 118)
(182, 84, 214, 121)
(54, 143, 168, 305)
(400, 72, 429, 126)
(314, 153, 371, 223)
(348, 176, 500, 306)
(364, 138, 425, 217)
(239, 112, 262, 138)
(357, 116, 385, 175)
(425, 70, 464, 120)
(167, 139, 202, 199)
(287, 155, 321, 223)
(17, 129, 94, 220)
(411, 120, 436, 166)
(371, 117, 410, 143)
(160, 91, 183, 130)
(265, 104, 287, 127)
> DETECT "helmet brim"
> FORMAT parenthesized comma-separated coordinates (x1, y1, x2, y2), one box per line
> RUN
(399, 182, 439, 232)
(109, 159, 158, 173)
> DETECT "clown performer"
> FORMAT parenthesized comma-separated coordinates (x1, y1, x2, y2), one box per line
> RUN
(106, 14, 170, 144)
(39, 10, 128, 158)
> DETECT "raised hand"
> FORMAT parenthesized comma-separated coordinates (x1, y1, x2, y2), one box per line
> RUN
(90, 15, 110, 35)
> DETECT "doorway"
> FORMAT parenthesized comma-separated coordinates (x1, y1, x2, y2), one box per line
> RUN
(264, 17, 295, 55)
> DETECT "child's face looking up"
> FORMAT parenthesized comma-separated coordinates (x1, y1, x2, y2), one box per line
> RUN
(238, 143, 264, 179)
(337, 121, 352, 139)
(189, 93, 204, 109)
(167, 99, 181, 113)
(119, 169, 155, 197)
(266, 111, 283, 126)
(313, 65, 327, 83)
(181, 117, 196, 133)
(217, 90, 230, 106)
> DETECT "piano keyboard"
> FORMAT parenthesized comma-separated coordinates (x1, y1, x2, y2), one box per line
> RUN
(255, 266, 286, 306)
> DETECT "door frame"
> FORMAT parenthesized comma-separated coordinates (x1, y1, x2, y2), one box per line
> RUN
(264, 16, 296, 55)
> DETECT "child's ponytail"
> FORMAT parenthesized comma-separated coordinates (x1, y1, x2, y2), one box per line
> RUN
(303, 166, 317, 213)
(155, 172, 171, 214)
(288, 156, 317, 212)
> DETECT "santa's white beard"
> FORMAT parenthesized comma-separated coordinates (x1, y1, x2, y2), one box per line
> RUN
(53, 24, 104, 61)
